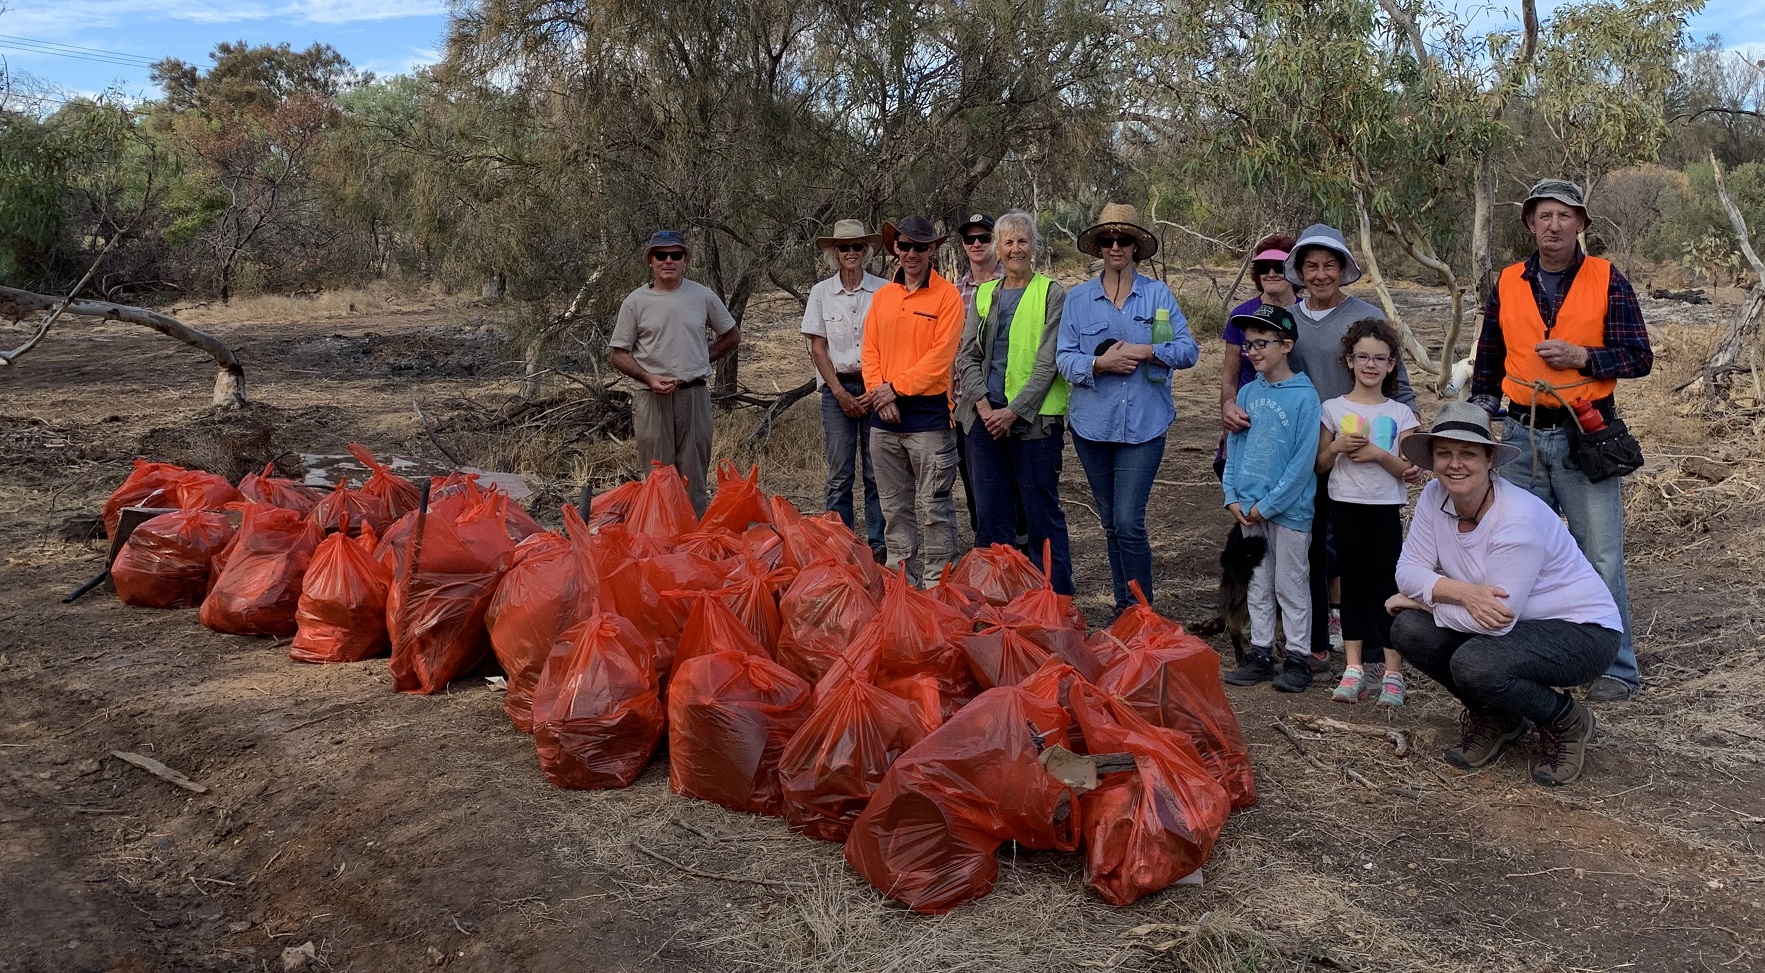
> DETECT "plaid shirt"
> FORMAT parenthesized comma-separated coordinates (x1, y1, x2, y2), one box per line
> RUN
(1469, 249, 1652, 414)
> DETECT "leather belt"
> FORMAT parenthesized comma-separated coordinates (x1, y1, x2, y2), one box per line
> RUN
(676, 377, 707, 390)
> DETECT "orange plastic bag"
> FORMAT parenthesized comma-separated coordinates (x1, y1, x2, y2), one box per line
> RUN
(929, 573, 993, 624)
(771, 497, 881, 597)
(103, 460, 188, 537)
(603, 549, 726, 680)
(843, 685, 1081, 914)
(350, 442, 421, 521)
(777, 667, 937, 842)
(959, 623, 1056, 689)
(531, 611, 664, 789)
(627, 462, 697, 542)
(698, 460, 772, 533)
(290, 516, 391, 664)
(1108, 580, 1183, 646)
(111, 510, 235, 609)
(586, 479, 641, 527)
(385, 488, 518, 694)
(200, 504, 323, 636)
(486, 506, 601, 732)
(667, 649, 812, 815)
(714, 553, 791, 653)
(172, 471, 245, 512)
(671, 589, 769, 669)
(673, 529, 747, 562)
(1069, 682, 1231, 906)
(774, 558, 878, 683)
(857, 568, 978, 719)
(238, 462, 322, 514)
(308, 444, 421, 534)
(948, 544, 1045, 607)
(1099, 625, 1257, 811)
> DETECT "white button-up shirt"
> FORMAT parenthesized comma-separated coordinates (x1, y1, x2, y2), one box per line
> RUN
(800, 270, 887, 383)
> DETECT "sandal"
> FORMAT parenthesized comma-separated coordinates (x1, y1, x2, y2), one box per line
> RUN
(1331, 667, 1369, 704)
(1378, 671, 1407, 707)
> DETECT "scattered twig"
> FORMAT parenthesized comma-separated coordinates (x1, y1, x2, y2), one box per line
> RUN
(451, 916, 473, 936)
(1270, 720, 1331, 772)
(1382, 786, 1431, 801)
(1300, 716, 1411, 757)
(1340, 762, 1380, 792)
(110, 751, 210, 794)
(413, 397, 468, 468)
(672, 818, 725, 844)
(631, 840, 807, 890)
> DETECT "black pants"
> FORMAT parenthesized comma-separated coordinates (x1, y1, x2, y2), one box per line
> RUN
(1307, 472, 1334, 655)
(1389, 610, 1620, 725)
(1330, 501, 1403, 654)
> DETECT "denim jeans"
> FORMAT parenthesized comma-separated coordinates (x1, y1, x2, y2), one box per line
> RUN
(1500, 418, 1637, 688)
(869, 427, 960, 587)
(964, 419, 1074, 595)
(1071, 433, 1166, 610)
(1390, 609, 1620, 726)
(820, 379, 886, 554)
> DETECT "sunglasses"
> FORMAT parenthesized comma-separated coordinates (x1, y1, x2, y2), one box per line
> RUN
(834, 242, 868, 253)
(651, 250, 687, 262)
(1096, 235, 1137, 250)
(963, 233, 992, 245)
(1254, 262, 1286, 276)
(895, 241, 933, 253)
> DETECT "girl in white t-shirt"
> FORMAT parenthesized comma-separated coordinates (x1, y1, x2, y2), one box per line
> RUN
(1315, 320, 1420, 705)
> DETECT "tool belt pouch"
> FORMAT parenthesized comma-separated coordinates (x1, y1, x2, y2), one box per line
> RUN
(1566, 416, 1644, 482)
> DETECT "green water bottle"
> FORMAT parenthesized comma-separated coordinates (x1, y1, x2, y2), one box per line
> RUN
(1147, 307, 1173, 384)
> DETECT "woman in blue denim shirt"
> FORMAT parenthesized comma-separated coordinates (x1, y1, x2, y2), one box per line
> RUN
(1055, 203, 1200, 613)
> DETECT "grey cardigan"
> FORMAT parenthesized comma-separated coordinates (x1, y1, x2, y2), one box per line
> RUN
(955, 276, 1067, 439)
(1286, 295, 1419, 408)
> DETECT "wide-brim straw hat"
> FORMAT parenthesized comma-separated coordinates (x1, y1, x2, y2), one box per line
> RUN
(1284, 223, 1363, 287)
(881, 215, 947, 251)
(1077, 203, 1158, 260)
(1400, 401, 1523, 471)
(815, 218, 884, 251)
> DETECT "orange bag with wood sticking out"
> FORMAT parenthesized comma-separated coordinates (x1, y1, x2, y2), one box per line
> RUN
(486, 505, 601, 733)
(238, 462, 323, 514)
(103, 460, 189, 537)
(1069, 682, 1231, 906)
(667, 649, 812, 815)
(289, 515, 391, 663)
(947, 543, 1045, 607)
(200, 504, 323, 636)
(111, 510, 236, 609)
(531, 611, 664, 789)
(842, 685, 1082, 914)
(698, 460, 771, 534)
(385, 488, 518, 694)
(774, 558, 878, 683)
(777, 665, 938, 842)
(1099, 617, 1258, 811)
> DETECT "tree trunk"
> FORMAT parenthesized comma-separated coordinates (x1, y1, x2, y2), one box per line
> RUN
(0, 286, 248, 408)
(1471, 152, 1496, 309)
(1696, 152, 1765, 400)
(1354, 198, 1439, 376)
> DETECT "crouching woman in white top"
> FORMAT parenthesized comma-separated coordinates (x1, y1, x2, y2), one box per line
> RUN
(1385, 402, 1623, 787)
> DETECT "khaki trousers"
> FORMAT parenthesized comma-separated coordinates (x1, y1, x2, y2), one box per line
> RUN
(868, 426, 960, 587)
(632, 384, 713, 516)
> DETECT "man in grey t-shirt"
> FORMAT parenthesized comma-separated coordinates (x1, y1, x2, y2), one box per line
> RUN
(607, 229, 741, 516)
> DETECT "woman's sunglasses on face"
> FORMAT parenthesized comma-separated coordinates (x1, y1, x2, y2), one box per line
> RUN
(1096, 235, 1136, 250)
(835, 243, 867, 253)
(1254, 262, 1285, 276)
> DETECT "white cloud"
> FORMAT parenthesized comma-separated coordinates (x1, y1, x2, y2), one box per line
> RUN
(0, 0, 442, 36)
(281, 0, 447, 25)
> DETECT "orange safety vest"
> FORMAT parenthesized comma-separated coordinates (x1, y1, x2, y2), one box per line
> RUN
(1497, 256, 1618, 408)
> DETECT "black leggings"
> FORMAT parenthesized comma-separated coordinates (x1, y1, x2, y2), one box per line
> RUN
(1307, 473, 1334, 655)
(1389, 610, 1620, 725)
(1330, 501, 1403, 655)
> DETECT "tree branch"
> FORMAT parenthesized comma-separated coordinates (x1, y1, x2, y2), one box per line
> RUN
(0, 236, 118, 366)
(1710, 150, 1765, 281)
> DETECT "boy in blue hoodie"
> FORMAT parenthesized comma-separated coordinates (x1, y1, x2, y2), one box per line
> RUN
(1221, 304, 1323, 691)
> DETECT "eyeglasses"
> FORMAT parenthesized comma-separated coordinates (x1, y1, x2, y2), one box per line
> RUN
(1239, 338, 1281, 351)
(895, 241, 933, 253)
(963, 233, 992, 245)
(1096, 235, 1137, 250)
(1349, 353, 1393, 365)
(651, 250, 687, 262)
(834, 243, 867, 253)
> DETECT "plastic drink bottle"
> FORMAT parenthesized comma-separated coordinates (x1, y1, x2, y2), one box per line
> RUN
(1146, 308, 1172, 383)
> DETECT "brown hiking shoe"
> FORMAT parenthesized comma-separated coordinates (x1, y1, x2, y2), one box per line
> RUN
(1444, 708, 1531, 770)
(1533, 699, 1598, 787)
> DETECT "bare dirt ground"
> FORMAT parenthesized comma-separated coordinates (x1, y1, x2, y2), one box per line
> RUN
(2, 277, 1762, 973)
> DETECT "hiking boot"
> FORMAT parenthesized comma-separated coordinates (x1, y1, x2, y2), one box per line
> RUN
(1271, 655, 1313, 693)
(1223, 649, 1276, 686)
(1585, 676, 1635, 703)
(1533, 699, 1598, 787)
(1444, 708, 1531, 770)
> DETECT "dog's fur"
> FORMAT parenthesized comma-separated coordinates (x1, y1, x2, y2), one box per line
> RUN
(1189, 524, 1267, 663)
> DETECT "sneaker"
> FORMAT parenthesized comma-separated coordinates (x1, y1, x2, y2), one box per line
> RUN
(1223, 650, 1276, 686)
(1533, 699, 1597, 787)
(1331, 667, 1369, 703)
(1328, 608, 1344, 650)
(1585, 676, 1635, 703)
(1306, 651, 1333, 674)
(1272, 655, 1313, 693)
(1444, 708, 1531, 770)
(1377, 671, 1407, 708)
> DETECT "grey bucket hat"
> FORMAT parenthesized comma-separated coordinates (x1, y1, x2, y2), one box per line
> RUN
(1399, 401, 1523, 471)
(1284, 223, 1362, 287)
(1521, 178, 1589, 223)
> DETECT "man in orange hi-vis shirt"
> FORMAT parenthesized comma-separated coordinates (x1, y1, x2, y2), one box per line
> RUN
(861, 215, 966, 587)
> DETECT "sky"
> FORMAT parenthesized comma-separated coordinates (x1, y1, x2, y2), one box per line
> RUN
(0, 0, 1759, 104)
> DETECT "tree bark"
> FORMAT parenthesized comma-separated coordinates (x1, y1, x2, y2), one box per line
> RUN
(0, 286, 248, 407)
(1354, 196, 1439, 376)
(1696, 152, 1765, 400)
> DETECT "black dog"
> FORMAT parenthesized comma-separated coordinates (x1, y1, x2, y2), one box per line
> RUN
(1190, 524, 1266, 663)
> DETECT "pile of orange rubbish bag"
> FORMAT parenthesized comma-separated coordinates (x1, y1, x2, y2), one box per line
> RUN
(101, 455, 1254, 911)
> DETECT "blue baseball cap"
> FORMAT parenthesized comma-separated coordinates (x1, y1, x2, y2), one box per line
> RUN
(644, 229, 690, 256)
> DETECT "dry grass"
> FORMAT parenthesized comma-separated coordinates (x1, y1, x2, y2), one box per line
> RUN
(173, 281, 460, 328)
